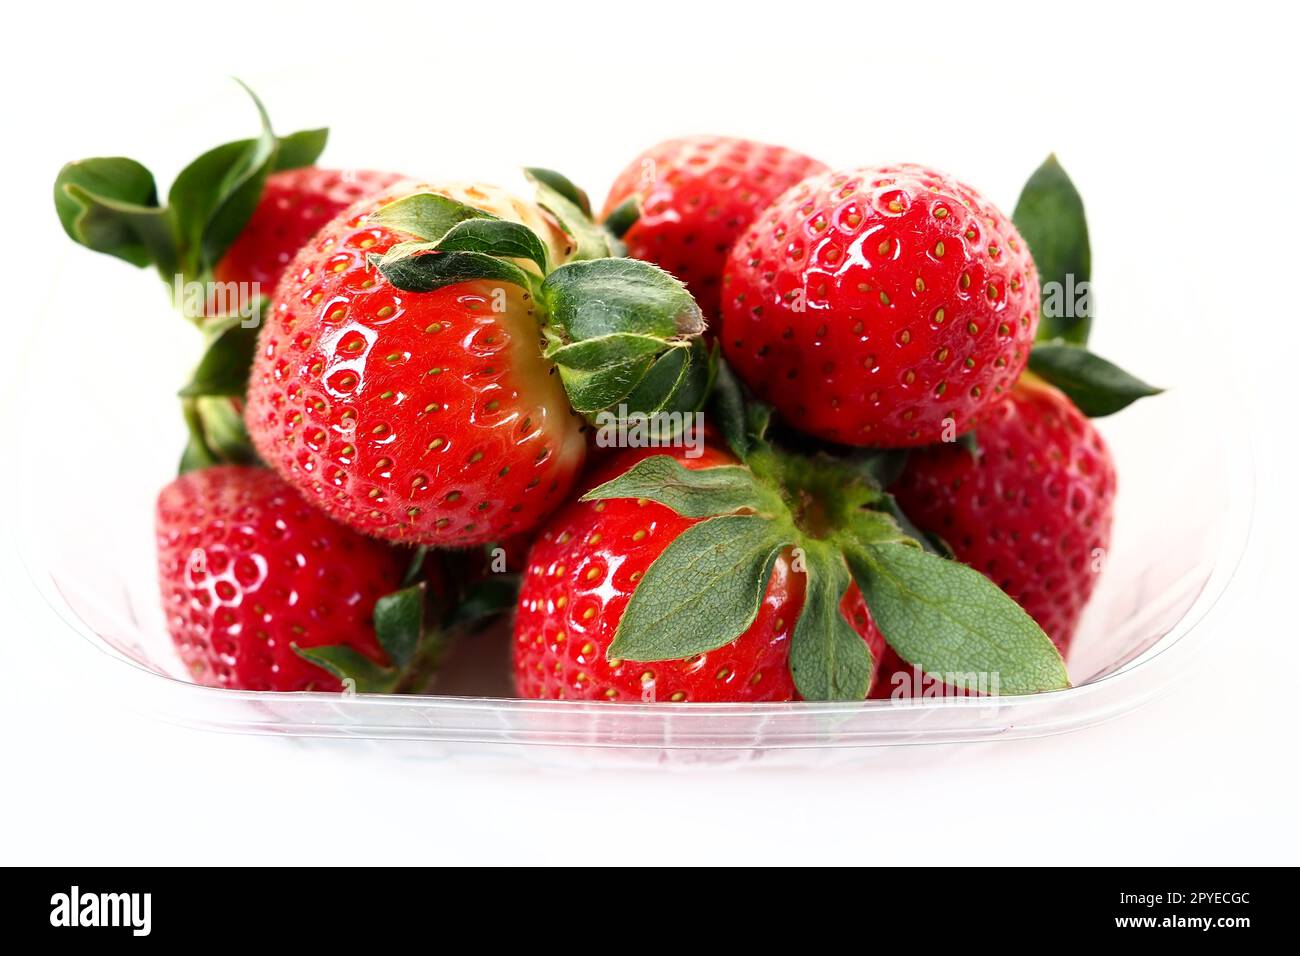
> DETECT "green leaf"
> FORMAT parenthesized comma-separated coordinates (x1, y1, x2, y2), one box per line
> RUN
(607, 515, 788, 662)
(168, 92, 278, 277)
(402, 546, 429, 587)
(788, 542, 874, 701)
(196, 396, 257, 464)
(847, 542, 1069, 695)
(545, 334, 669, 415)
(292, 645, 396, 694)
(273, 127, 329, 171)
(580, 454, 771, 518)
(746, 401, 773, 446)
(178, 402, 220, 475)
(371, 191, 495, 241)
(53, 159, 177, 272)
(374, 250, 535, 295)
(1028, 342, 1163, 417)
(178, 395, 258, 474)
(839, 506, 916, 549)
(54, 83, 327, 283)
(541, 258, 704, 342)
(618, 343, 692, 417)
(448, 575, 521, 628)
(178, 440, 218, 475)
(709, 358, 750, 460)
(178, 315, 260, 398)
(524, 167, 610, 261)
(1013, 155, 1092, 344)
(662, 338, 716, 415)
(373, 584, 425, 669)
(603, 195, 640, 239)
(844, 449, 907, 490)
(876, 494, 950, 556)
(538, 258, 709, 417)
(432, 218, 549, 274)
(522, 167, 591, 217)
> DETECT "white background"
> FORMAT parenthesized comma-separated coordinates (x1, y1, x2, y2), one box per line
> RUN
(1, 0, 1297, 864)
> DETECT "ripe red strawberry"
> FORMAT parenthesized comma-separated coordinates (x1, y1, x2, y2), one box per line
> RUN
(245, 180, 586, 547)
(155, 465, 406, 691)
(213, 167, 405, 293)
(245, 177, 707, 548)
(892, 377, 1116, 653)
(721, 164, 1040, 446)
(514, 444, 884, 702)
(601, 137, 827, 321)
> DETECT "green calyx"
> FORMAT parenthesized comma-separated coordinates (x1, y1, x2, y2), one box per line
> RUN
(579, 376, 1070, 701)
(1014, 154, 1162, 417)
(369, 171, 708, 424)
(54, 80, 327, 302)
(602, 195, 641, 240)
(1027, 341, 1162, 416)
(55, 82, 323, 475)
(176, 306, 264, 474)
(294, 583, 438, 694)
(293, 552, 521, 695)
(1014, 154, 1092, 346)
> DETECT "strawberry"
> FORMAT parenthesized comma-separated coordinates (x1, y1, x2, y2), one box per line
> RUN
(868, 155, 1163, 697)
(878, 156, 1160, 656)
(212, 166, 405, 293)
(601, 136, 827, 321)
(244, 173, 709, 548)
(892, 377, 1116, 652)
(514, 444, 884, 702)
(156, 464, 405, 691)
(512, 378, 1069, 702)
(720, 163, 1040, 446)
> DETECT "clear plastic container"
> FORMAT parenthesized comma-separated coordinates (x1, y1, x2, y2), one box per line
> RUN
(16, 247, 1252, 766)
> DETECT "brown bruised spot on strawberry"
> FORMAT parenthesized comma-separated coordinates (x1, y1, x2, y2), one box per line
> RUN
(245, 173, 713, 548)
(721, 163, 1041, 448)
(512, 381, 1070, 703)
(601, 137, 828, 323)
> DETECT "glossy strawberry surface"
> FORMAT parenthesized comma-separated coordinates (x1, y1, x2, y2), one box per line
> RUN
(244, 182, 588, 547)
(213, 167, 405, 292)
(602, 137, 826, 323)
(513, 445, 883, 702)
(721, 164, 1040, 446)
(156, 465, 405, 691)
(892, 377, 1116, 652)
